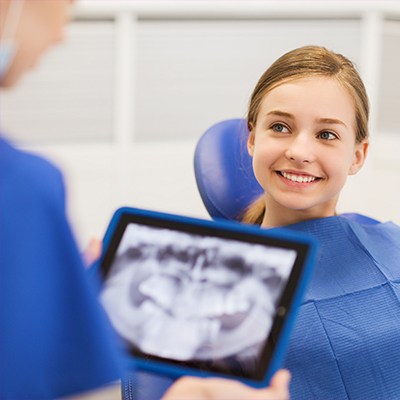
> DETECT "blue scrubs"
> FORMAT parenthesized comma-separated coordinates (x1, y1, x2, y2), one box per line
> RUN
(283, 216, 400, 399)
(0, 136, 123, 399)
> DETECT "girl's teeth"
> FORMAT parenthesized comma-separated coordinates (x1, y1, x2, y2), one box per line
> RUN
(281, 172, 316, 183)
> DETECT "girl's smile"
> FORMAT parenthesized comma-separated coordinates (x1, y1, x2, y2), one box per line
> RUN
(276, 170, 321, 186)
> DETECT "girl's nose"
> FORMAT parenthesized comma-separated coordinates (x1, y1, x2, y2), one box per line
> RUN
(284, 134, 316, 164)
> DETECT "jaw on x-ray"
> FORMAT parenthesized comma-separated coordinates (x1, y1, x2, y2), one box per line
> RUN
(101, 223, 296, 368)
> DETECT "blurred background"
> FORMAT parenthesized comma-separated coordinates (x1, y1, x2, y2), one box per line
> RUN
(1, 0, 399, 247)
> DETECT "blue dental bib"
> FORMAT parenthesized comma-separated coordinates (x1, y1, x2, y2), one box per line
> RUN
(282, 216, 400, 400)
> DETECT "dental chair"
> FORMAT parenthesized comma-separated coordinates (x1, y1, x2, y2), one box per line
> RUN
(194, 118, 379, 225)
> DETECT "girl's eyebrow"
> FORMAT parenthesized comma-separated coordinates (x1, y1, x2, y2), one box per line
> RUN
(317, 117, 347, 127)
(266, 110, 347, 128)
(266, 110, 294, 119)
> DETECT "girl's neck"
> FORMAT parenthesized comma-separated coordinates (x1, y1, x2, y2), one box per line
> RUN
(260, 198, 338, 228)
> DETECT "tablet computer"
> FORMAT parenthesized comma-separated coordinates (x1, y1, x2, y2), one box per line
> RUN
(97, 207, 318, 387)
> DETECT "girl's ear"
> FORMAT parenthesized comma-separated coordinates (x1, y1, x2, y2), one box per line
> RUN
(349, 140, 369, 175)
(247, 129, 255, 157)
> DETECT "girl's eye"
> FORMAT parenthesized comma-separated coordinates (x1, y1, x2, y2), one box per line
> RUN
(319, 131, 337, 140)
(271, 123, 289, 133)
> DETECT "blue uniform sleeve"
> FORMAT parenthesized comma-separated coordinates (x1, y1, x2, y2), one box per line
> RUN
(0, 141, 123, 399)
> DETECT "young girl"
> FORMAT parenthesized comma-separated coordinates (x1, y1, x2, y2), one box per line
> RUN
(242, 46, 400, 399)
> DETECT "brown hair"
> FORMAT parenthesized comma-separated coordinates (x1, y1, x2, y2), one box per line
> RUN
(242, 45, 369, 225)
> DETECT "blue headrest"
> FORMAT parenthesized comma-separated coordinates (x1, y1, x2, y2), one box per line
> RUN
(194, 118, 263, 221)
(194, 118, 379, 225)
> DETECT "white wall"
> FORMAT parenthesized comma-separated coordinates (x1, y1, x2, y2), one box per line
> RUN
(1, 0, 399, 247)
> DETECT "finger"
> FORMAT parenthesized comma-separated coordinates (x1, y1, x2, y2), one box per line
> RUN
(268, 369, 291, 398)
(83, 237, 102, 267)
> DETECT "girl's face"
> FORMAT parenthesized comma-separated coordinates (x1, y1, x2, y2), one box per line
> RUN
(248, 76, 368, 227)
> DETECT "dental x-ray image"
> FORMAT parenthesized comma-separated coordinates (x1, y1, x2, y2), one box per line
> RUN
(101, 222, 297, 375)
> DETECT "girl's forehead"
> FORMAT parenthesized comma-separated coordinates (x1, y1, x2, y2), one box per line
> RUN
(259, 76, 356, 123)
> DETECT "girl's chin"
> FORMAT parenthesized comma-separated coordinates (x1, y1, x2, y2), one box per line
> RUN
(271, 198, 331, 215)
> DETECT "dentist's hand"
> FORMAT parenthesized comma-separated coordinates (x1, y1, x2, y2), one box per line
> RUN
(162, 369, 291, 400)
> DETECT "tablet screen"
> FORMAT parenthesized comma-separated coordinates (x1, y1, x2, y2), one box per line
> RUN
(99, 209, 313, 383)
